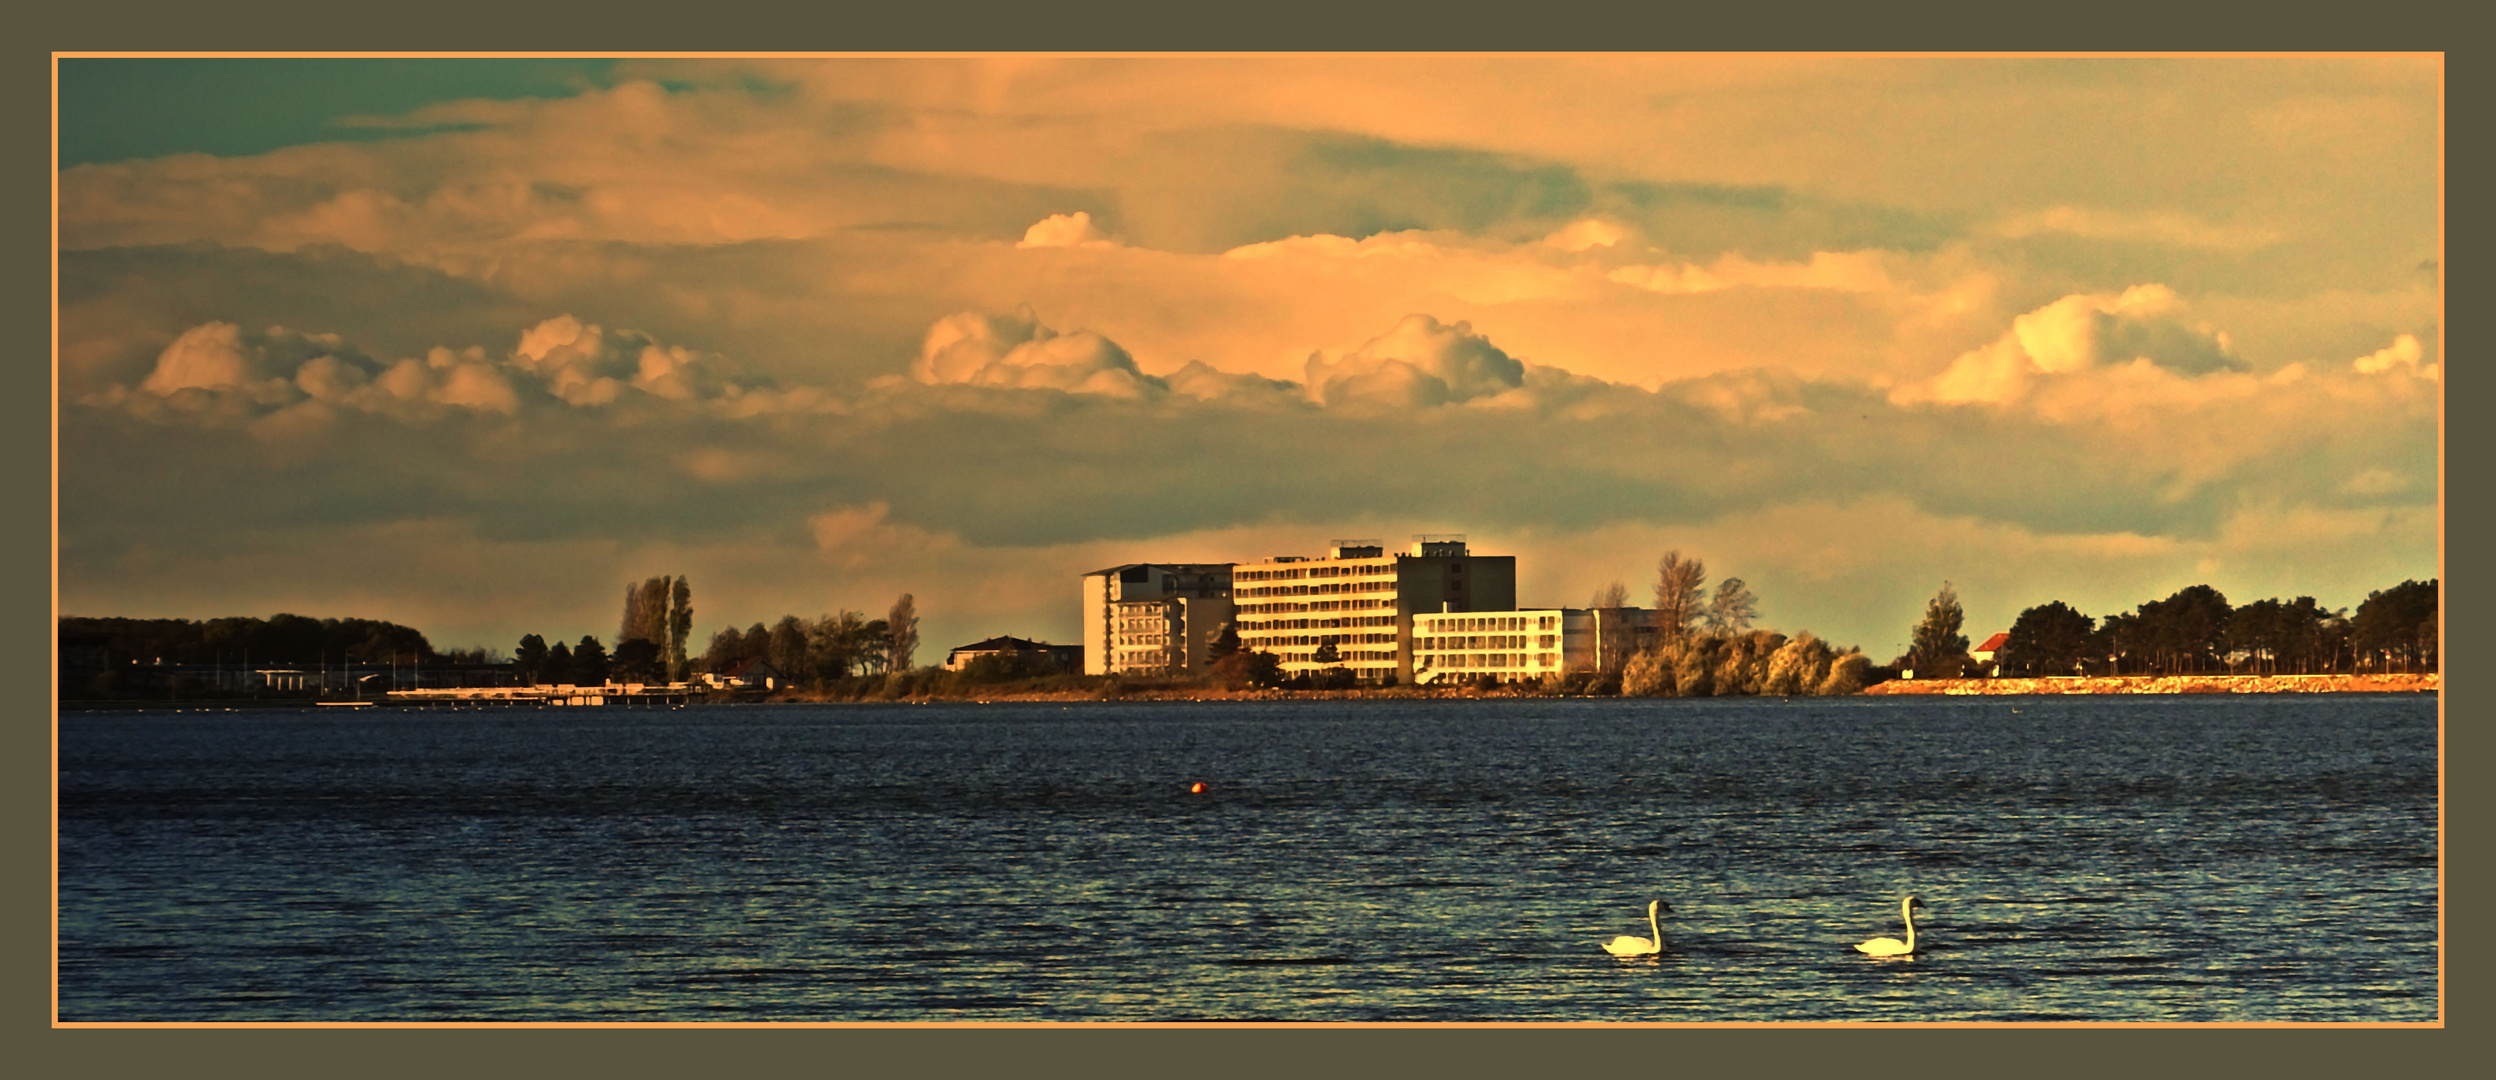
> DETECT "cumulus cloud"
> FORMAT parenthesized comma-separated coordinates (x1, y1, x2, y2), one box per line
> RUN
(2352, 333, 2436, 379)
(1892, 284, 2240, 407)
(101, 314, 755, 425)
(137, 322, 369, 403)
(1302, 313, 1526, 410)
(1017, 211, 1117, 248)
(1541, 218, 1625, 251)
(910, 306, 1167, 398)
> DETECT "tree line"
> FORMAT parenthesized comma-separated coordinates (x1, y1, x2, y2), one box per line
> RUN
(1915, 578, 2439, 678)
(1610, 550, 1870, 697)
(509, 579, 921, 688)
(58, 613, 451, 667)
(690, 592, 920, 684)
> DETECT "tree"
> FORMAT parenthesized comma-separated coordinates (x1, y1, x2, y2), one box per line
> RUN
(1762, 631, 1835, 696)
(611, 637, 663, 683)
(886, 593, 919, 673)
(1244, 650, 1284, 688)
(514, 633, 549, 684)
(1702, 578, 1758, 635)
(1908, 582, 1970, 679)
(1652, 550, 1706, 643)
(767, 616, 810, 678)
(545, 640, 575, 685)
(1590, 580, 1630, 610)
(572, 635, 610, 684)
(1999, 602, 2094, 677)
(668, 578, 694, 681)
(1313, 641, 1341, 666)
(2353, 579, 2438, 673)
(1207, 621, 1242, 662)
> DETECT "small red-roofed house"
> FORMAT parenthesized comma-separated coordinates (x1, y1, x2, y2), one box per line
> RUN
(1973, 632, 2010, 676)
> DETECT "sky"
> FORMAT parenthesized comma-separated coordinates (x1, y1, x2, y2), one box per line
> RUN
(54, 56, 2442, 662)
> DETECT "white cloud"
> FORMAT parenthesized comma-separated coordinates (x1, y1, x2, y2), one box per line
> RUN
(1892, 284, 2239, 407)
(2352, 333, 2436, 379)
(1302, 313, 1526, 410)
(1541, 218, 1625, 252)
(1017, 211, 1117, 248)
(910, 306, 1166, 398)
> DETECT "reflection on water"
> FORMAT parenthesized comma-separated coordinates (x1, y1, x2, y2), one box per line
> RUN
(58, 694, 2438, 1022)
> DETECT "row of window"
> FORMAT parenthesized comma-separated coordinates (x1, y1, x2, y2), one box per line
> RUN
(1414, 634, 1560, 651)
(1237, 581, 1396, 599)
(1413, 615, 1556, 633)
(1420, 652, 1559, 671)
(1236, 562, 1397, 584)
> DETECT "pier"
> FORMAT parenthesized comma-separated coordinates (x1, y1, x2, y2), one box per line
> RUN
(383, 682, 707, 707)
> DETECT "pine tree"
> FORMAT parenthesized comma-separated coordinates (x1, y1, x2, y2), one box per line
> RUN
(1909, 582, 1970, 678)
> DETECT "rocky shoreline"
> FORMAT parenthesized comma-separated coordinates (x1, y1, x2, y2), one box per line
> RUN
(1862, 673, 2439, 695)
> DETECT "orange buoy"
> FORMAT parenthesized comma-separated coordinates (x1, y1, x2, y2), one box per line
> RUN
(1189, 781, 1208, 794)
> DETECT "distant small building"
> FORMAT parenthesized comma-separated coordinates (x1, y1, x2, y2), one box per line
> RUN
(946, 636, 1082, 673)
(703, 655, 789, 690)
(1973, 632, 2010, 677)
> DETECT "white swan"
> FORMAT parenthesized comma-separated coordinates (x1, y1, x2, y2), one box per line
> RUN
(1855, 895, 1925, 957)
(1603, 899, 1671, 957)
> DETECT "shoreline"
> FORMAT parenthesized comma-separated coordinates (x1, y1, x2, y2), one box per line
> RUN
(1861, 673, 2440, 695)
(54, 671, 2440, 710)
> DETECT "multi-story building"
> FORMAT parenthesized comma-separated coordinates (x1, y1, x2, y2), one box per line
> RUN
(1081, 563, 1237, 676)
(1232, 536, 1517, 684)
(1410, 606, 1661, 685)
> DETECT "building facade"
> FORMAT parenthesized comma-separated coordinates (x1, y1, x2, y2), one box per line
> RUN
(1409, 606, 1661, 685)
(1081, 563, 1237, 676)
(1233, 537, 1517, 684)
(946, 635, 1083, 673)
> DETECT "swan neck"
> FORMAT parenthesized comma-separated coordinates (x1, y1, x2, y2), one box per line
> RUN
(1648, 904, 1661, 942)
(1902, 902, 1917, 952)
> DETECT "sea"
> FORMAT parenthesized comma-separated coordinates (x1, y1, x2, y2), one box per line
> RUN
(55, 693, 2440, 1024)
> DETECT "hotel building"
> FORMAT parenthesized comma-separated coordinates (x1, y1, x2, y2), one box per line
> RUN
(1232, 537, 1516, 684)
(1409, 606, 1661, 685)
(1081, 563, 1237, 676)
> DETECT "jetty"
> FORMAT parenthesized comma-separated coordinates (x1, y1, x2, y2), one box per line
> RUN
(382, 681, 707, 707)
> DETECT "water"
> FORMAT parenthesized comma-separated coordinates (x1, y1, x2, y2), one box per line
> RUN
(56, 694, 2439, 1023)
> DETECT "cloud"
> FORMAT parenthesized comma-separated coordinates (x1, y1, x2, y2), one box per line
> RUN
(1541, 218, 1624, 252)
(910, 306, 1166, 398)
(1892, 284, 2239, 407)
(2352, 333, 2436, 379)
(1990, 205, 2285, 250)
(1017, 211, 1116, 248)
(1302, 313, 1526, 410)
(1608, 249, 1899, 296)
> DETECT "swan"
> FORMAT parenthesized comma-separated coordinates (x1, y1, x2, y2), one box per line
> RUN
(1855, 895, 1926, 957)
(1603, 899, 1671, 957)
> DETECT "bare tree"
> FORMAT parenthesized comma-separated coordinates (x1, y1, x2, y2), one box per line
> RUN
(1703, 577, 1758, 635)
(1589, 580, 1629, 610)
(1652, 551, 1706, 643)
(886, 593, 919, 673)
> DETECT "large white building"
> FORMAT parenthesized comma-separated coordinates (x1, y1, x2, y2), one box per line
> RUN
(1081, 563, 1237, 676)
(1233, 537, 1516, 684)
(1410, 607, 1661, 685)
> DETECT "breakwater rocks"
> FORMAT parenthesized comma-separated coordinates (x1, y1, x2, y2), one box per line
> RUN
(1863, 673, 2439, 695)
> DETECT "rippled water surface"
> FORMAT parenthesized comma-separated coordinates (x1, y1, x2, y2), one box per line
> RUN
(58, 694, 2439, 1022)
